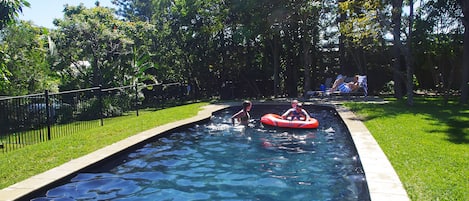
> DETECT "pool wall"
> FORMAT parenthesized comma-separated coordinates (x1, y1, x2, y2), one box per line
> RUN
(336, 105, 409, 201)
(0, 104, 230, 200)
(0, 101, 409, 201)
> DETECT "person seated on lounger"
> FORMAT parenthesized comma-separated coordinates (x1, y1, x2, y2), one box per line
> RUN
(281, 103, 311, 121)
(329, 75, 360, 93)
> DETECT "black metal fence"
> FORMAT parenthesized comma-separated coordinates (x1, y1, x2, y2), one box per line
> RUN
(0, 82, 188, 153)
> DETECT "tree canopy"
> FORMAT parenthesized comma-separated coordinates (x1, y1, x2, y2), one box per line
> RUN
(0, 0, 467, 104)
(0, 0, 29, 30)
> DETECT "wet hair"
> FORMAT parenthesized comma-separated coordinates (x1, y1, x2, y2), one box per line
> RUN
(242, 100, 252, 110)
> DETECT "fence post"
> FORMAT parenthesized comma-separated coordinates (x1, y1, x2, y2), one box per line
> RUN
(98, 86, 104, 126)
(45, 90, 52, 140)
(135, 84, 139, 116)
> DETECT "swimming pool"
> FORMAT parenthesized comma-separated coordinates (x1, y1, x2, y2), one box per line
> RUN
(31, 105, 370, 200)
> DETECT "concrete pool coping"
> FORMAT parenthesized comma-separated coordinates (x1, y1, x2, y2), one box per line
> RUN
(0, 101, 409, 201)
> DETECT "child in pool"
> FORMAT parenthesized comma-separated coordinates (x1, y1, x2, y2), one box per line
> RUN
(281, 102, 311, 121)
(281, 99, 298, 119)
(231, 100, 252, 125)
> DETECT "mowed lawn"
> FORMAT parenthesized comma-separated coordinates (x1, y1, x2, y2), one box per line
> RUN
(1, 98, 467, 201)
(0, 102, 208, 189)
(345, 98, 469, 201)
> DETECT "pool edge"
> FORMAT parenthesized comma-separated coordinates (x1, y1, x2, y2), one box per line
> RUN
(0, 103, 233, 201)
(0, 101, 410, 201)
(336, 105, 410, 201)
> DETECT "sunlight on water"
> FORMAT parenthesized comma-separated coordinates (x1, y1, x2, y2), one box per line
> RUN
(32, 105, 370, 201)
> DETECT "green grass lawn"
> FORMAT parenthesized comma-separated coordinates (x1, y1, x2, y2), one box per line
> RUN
(344, 97, 469, 201)
(2, 98, 468, 201)
(0, 102, 208, 189)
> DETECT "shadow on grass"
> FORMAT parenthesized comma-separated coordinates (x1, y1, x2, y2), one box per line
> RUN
(443, 111, 469, 144)
(346, 97, 469, 144)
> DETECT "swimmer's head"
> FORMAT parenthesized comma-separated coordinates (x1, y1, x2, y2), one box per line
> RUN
(291, 99, 298, 108)
(242, 100, 252, 111)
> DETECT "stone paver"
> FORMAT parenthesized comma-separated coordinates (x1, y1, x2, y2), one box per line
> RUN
(0, 101, 409, 201)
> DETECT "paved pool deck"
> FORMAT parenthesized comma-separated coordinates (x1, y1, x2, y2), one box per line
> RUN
(0, 100, 409, 201)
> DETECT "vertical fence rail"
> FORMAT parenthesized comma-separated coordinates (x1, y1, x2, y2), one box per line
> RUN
(45, 90, 51, 141)
(135, 84, 139, 117)
(97, 86, 104, 126)
(46, 87, 101, 141)
(0, 82, 188, 153)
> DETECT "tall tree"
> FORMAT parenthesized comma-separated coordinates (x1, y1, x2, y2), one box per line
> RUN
(414, 0, 464, 103)
(0, 21, 54, 95)
(458, 0, 469, 104)
(0, 0, 30, 91)
(338, 0, 346, 73)
(111, 0, 156, 21)
(0, 0, 29, 30)
(116, 0, 399, 98)
(338, 0, 386, 74)
(52, 4, 136, 89)
(296, 0, 321, 95)
(391, 0, 404, 99)
(406, 0, 414, 105)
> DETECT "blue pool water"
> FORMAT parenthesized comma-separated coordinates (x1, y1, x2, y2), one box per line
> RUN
(32, 105, 370, 200)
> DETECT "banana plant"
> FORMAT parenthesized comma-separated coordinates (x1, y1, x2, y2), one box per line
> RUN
(131, 46, 158, 87)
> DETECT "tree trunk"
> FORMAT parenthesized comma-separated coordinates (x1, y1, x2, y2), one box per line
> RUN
(284, 30, 297, 97)
(338, 0, 346, 73)
(303, 37, 312, 96)
(92, 59, 101, 87)
(392, 0, 404, 99)
(244, 42, 258, 98)
(405, 0, 414, 106)
(349, 47, 365, 74)
(460, 0, 469, 104)
(273, 34, 281, 98)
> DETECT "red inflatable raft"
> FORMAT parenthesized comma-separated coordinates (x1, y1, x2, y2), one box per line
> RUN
(260, 113, 319, 129)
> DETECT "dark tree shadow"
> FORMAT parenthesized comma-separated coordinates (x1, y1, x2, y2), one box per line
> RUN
(346, 97, 469, 144)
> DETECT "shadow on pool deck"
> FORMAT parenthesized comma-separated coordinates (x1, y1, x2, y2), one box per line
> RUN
(0, 100, 409, 201)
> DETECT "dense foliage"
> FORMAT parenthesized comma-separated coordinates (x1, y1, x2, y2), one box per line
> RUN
(0, 0, 29, 30)
(0, 0, 467, 103)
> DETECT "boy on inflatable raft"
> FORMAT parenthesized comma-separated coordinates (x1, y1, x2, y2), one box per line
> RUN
(260, 100, 319, 129)
(281, 101, 311, 121)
